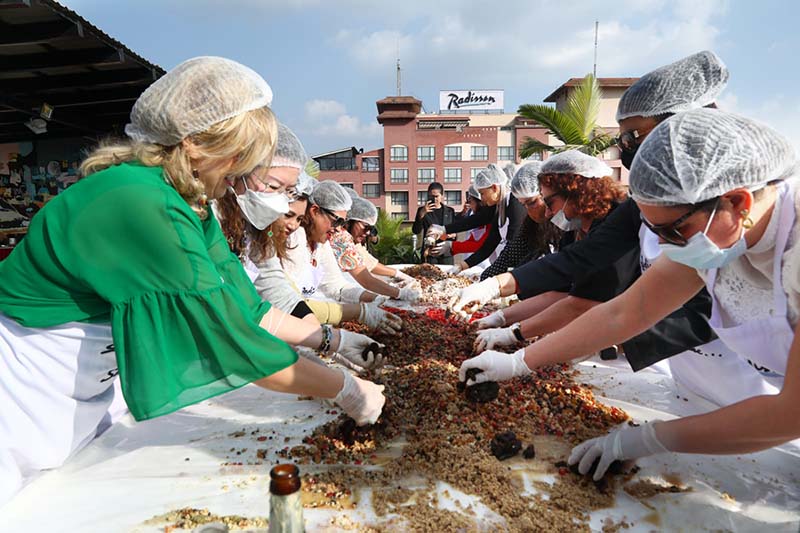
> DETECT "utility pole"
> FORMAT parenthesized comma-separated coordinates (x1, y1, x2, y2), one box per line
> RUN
(593, 20, 598, 78)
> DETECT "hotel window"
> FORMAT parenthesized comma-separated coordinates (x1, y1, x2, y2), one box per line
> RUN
(361, 157, 380, 172)
(417, 146, 435, 161)
(471, 145, 488, 161)
(498, 146, 515, 161)
(390, 145, 408, 162)
(417, 168, 435, 183)
(340, 183, 354, 189)
(445, 190, 462, 205)
(444, 145, 462, 161)
(470, 167, 483, 181)
(526, 151, 544, 161)
(444, 168, 462, 183)
(390, 168, 408, 183)
(391, 211, 409, 220)
(362, 183, 380, 198)
(390, 191, 408, 206)
(417, 191, 428, 206)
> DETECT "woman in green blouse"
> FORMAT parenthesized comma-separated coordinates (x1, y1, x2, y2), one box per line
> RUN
(0, 57, 384, 506)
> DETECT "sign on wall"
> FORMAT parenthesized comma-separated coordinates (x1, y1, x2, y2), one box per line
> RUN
(439, 90, 504, 112)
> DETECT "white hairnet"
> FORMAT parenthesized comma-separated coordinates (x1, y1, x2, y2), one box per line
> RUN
(502, 162, 517, 181)
(125, 56, 272, 146)
(474, 164, 507, 189)
(348, 197, 378, 225)
(295, 171, 316, 198)
(467, 185, 481, 201)
(308, 180, 352, 211)
(272, 123, 308, 169)
(616, 51, 728, 122)
(630, 109, 797, 206)
(510, 161, 543, 199)
(541, 150, 611, 178)
(343, 187, 359, 200)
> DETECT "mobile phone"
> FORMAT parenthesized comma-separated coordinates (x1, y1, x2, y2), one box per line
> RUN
(427, 194, 436, 204)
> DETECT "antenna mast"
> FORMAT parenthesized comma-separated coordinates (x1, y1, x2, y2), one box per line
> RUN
(396, 40, 402, 96)
(593, 20, 598, 78)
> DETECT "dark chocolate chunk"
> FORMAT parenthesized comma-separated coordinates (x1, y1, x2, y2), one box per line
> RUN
(490, 431, 522, 460)
(465, 381, 499, 403)
(362, 342, 382, 362)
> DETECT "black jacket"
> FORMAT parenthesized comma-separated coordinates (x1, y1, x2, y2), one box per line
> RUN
(443, 194, 527, 268)
(510, 198, 716, 372)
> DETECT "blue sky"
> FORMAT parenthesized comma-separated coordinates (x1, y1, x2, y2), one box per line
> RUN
(62, 0, 800, 154)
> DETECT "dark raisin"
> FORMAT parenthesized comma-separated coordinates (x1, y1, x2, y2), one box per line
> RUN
(554, 460, 568, 468)
(490, 431, 522, 460)
(522, 444, 536, 459)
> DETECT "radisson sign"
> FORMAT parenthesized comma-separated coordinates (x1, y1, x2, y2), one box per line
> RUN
(439, 90, 504, 112)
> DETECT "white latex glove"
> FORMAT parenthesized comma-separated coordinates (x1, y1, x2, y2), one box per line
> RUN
(334, 328, 386, 370)
(371, 295, 390, 306)
(450, 260, 468, 275)
(430, 240, 452, 257)
(334, 370, 386, 426)
(474, 324, 520, 352)
(448, 277, 501, 317)
(393, 270, 415, 285)
(458, 348, 531, 384)
(568, 422, 669, 481)
(475, 310, 506, 330)
(426, 224, 446, 240)
(359, 303, 403, 335)
(396, 286, 421, 302)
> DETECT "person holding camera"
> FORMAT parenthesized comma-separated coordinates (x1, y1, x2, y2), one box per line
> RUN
(412, 182, 455, 265)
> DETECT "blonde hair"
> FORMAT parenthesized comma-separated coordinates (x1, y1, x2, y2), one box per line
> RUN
(80, 106, 278, 218)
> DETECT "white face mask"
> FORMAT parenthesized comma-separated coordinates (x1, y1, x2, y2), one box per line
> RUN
(551, 202, 582, 232)
(659, 202, 747, 270)
(231, 178, 289, 230)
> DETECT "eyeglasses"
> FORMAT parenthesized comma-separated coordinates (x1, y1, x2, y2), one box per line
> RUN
(639, 198, 718, 246)
(318, 206, 346, 228)
(542, 191, 564, 210)
(362, 224, 378, 237)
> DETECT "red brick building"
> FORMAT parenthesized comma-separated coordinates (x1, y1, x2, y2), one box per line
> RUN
(314, 78, 636, 221)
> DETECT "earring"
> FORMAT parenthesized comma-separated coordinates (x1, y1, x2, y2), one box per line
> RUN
(740, 209, 754, 229)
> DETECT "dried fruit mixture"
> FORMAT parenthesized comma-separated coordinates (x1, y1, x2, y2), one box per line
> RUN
(274, 308, 630, 530)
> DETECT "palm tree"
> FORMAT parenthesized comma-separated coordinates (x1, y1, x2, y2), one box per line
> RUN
(517, 73, 615, 158)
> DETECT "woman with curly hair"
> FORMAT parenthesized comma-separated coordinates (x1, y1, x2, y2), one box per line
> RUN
(468, 150, 640, 350)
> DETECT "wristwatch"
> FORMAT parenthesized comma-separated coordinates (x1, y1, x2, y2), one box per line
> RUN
(512, 323, 526, 342)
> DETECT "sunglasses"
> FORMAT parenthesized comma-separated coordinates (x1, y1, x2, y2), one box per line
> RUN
(639, 198, 718, 246)
(542, 191, 565, 210)
(318, 206, 346, 228)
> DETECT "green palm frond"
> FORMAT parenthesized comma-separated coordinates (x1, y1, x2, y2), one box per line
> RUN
(563, 74, 601, 139)
(584, 132, 617, 156)
(519, 137, 556, 159)
(517, 104, 587, 146)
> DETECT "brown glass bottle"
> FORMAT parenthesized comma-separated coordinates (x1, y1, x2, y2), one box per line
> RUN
(268, 464, 305, 533)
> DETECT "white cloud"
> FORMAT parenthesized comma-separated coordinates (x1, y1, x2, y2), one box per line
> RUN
(304, 99, 346, 118)
(331, 0, 728, 90)
(717, 91, 800, 153)
(300, 99, 383, 153)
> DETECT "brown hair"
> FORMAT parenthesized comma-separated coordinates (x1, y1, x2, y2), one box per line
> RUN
(215, 192, 289, 263)
(538, 173, 627, 220)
